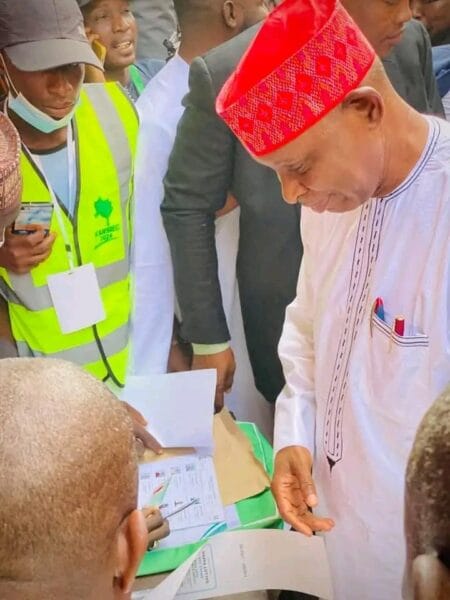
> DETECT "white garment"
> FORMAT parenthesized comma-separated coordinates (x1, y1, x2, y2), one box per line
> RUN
(274, 117, 450, 600)
(134, 55, 272, 438)
(127, 59, 184, 376)
(443, 90, 450, 120)
(215, 209, 274, 441)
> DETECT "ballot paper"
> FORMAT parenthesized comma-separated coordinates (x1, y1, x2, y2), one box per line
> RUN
(121, 370, 216, 449)
(138, 455, 224, 531)
(132, 529, 333, 600)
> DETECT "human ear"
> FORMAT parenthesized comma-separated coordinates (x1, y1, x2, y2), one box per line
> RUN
(222, 1, 240, 29)
(113, 509, 148, 595)
(341, 86, 384, 129)
(412, 554, 450, 600)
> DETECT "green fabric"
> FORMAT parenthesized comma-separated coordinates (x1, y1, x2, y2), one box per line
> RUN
(192, 342, 230, 355)
(130, 64, 146, 96)
(137, 421, 282, 577)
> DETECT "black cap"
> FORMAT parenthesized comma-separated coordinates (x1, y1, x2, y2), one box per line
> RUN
(0, 0, 103, 72)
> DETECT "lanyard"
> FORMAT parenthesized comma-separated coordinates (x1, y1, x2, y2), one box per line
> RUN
(29, 125, 77, 271)
(129, 64, 145, 96)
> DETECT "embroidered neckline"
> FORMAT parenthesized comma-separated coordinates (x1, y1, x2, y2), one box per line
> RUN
(382, 117, 440, 202)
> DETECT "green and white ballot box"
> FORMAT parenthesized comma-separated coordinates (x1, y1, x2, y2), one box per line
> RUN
(137, 420, 282, 577)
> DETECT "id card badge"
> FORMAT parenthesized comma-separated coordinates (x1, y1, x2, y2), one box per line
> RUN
(47, 264, 106, 334)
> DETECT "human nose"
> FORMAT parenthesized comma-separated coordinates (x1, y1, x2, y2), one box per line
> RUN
(278, 172, 308, 205)
(112, 12, 130, 32)
(46, 69, 75, 96)
(411, 1, 422, 20)
(397, 0, 413, 26)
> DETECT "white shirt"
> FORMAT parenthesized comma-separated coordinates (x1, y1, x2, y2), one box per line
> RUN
(443, 91, 450, 120)
(127, 57, 188, 375)
(274, 117, 450, 600)
(132, 55, 273, 437)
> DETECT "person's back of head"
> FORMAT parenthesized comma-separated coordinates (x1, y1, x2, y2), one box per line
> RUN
(404, 385, 450, 600)
(0, 358, 148, 600)
(174, 0, 269, 61)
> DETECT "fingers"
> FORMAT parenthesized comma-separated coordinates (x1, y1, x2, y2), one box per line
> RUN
(28, 231, 56, 256)
(133, 421, 163, 455)
(143, 507, 164, 527)
(272, 446, 335, 537)
(1, 229, 56, 273)
(214, 385, 225, 413)
(292, 462, 318, 508)
(142, 507, 170, 549)
(135, 438, 145, 458)
(121, 402, 162, 454)
(276, 488, 334, 535)
(214, 356, 234, 412)
(147, 521, 170, 548)
(122, 401, 148, 426)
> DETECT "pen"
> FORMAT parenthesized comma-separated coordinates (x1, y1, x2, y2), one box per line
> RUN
(374, 297, 385, 320)
(394, 316, 405, 337)
(370, 297, 385, 337)
(162, 497, 200, 520)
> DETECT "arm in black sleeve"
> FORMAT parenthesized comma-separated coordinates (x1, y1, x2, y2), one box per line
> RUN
(161, 56, 235, 344)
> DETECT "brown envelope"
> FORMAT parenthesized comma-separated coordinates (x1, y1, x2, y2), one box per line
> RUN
(141, 409, 270, 505)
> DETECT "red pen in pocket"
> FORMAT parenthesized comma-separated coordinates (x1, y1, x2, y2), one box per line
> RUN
(394, 317, 405, 337)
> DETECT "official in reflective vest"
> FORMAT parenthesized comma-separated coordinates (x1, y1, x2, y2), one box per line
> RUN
(0, 83, 138, 387)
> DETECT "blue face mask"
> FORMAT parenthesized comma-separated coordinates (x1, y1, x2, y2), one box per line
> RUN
(7, 90, 78, 134)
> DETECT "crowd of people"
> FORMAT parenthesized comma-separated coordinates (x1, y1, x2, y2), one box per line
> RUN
(0, 0, 449, 599)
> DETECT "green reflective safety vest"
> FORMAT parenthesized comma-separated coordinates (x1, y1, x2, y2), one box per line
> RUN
(0, 83, 138, 386)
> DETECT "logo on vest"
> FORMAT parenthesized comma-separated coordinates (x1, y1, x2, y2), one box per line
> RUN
(94, 198, 120, 249)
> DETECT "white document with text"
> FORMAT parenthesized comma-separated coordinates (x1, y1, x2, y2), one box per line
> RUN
(132, 529, 333, 600)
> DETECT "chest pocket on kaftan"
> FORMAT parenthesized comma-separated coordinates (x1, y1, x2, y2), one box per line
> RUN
(365, 310, 429, 431)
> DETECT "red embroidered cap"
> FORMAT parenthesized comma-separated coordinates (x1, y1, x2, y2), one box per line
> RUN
(216, 0, 376, 157)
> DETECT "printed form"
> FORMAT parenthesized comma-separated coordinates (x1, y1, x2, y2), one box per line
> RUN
(138, 455, 224, 532)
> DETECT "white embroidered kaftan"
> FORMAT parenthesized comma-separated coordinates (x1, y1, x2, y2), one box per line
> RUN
(274, 117, 450, 600)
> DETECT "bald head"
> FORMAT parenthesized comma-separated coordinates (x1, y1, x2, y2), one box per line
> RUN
(174, 0, 268, 43)
(405, 385, 450, 599)
(174, 0, 221, 26)
(0, 359, 138, 598)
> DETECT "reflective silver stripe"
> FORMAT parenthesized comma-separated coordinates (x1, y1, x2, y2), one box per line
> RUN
(5, 257, 129, 310)
(16, 322, 129, 363)
(6, 273, 52, 310)
(5, 85, 132, 312)
(0, 277, 28, 306)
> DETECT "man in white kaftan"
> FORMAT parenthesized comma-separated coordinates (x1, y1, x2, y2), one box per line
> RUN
(215, 0, 450, 598)
(275, 116, 450, 599)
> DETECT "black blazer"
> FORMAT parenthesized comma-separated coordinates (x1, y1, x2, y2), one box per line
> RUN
(162, 24, 302, 403)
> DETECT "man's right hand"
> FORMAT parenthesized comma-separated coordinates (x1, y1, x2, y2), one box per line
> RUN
(192, 347, 236, 412)
(272, 445, 335, 537)
(0, 227, 55, 274)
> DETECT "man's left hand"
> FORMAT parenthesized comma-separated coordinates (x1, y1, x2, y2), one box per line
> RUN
(122, 401, 162, 454)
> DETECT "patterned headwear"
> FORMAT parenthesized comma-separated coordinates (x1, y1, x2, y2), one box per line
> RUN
(216, 0, 376, 157)
(0, 113, 21, 237)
